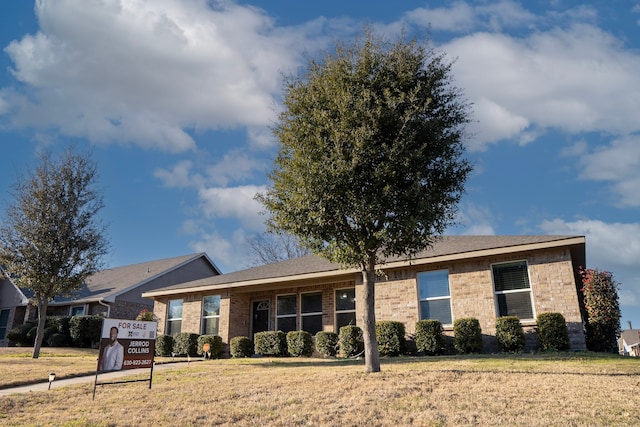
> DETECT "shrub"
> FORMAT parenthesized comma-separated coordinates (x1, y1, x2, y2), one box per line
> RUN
(47, 316, 71, 335)
(6, 322, 36, 346)
(495, 316, 525, 352)
(26, 326, 38, 344)
(173, 332, 200, 356)
(230, 336, 254, 358)
(315, 331, 339, 357)
(415, 320, 444, 355)
(136, 308, 156, 321)
(42, 326, 59, 347)
(69, 316, 103, 348)
(48, 333, 72, 347)
(198, 335, 223, 359)
(254, 331, 288, 356)
(537, 312, 570, 351)
(339, 325, 364, 358)
(155, 334, 174, 357)
(453, 318, 483, 354)
(287, 331, 313, 357)
(580, 268, 621, 352)
(375, 321, 406, 357)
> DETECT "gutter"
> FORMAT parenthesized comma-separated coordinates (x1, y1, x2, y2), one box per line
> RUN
(98, 300, 111, 317)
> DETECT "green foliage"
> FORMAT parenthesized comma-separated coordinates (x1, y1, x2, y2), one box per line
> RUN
(0, 148, 108, 357)
(315, 331, 339, 357)
(375, 321, 406, 356)
(47, 333, 72, 347)
(155, 334, 174, 357)
(6, 322, 36, 346)
(580, 268, 621, 352)
(339, 325, 364, 358)
(536, 312, 570, 351)
(415, 319, 444, 356)
(495, 316, 525, 353)
(453, 318, 483, 354)
(198, 335, 223, 359)
(286, 331, 314, 357)
(69, 316, 102, 348)
(46, 316, 71, 336)
(254, 331, 288, 357)
(230, 336, 254, 358)
(135, 309, 156, 322)
(173, 333, 200, 356)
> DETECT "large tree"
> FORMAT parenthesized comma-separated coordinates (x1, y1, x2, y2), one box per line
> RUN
(0, 148, 108, 358)
(258, 30, 472, 372)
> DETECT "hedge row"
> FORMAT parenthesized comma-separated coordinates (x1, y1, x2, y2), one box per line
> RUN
(6, 315, 101, 348)
(155, 333, 224, 358)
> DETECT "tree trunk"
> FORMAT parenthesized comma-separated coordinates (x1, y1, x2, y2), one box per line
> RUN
(32, 297, 48, 359)
(361, 257, 380, 373)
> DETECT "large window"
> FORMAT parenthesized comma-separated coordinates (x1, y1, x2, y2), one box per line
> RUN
(335, 288, 356, 331)
(492, 261, 534, 319)
(166, 299, 183, 336)
(417, 270, 452, 325)
(301, 292, 323, 335)
(70, 305, 85, 316)
(0, 309, 9, 340)
(201, 295, 221, 335)
(277, 294, 297, 333)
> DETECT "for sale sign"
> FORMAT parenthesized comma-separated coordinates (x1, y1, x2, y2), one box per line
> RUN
(97, 319, 157, 372)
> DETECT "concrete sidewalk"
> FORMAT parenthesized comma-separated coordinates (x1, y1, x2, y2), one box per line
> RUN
(0, 361, 196, 396)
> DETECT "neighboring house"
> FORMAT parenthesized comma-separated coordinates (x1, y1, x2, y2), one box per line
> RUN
(143, 235, 588, 353)
(619, 329, 640, 357)
(0, 253, 221, 346)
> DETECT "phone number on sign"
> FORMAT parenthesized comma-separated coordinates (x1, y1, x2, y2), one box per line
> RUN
(123, 359, 152, 367)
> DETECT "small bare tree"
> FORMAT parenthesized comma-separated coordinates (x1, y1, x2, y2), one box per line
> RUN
(247, 231, 310, 266)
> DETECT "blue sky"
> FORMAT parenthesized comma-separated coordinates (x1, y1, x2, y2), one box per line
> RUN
(1, 1, 639, 329)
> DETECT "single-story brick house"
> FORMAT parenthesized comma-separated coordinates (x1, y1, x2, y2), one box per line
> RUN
(143, 235, 588, 352)
(0, 253, 220, 346)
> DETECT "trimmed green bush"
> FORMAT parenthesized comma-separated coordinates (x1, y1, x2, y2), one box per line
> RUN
(69, 315, 103, 348)
(42, 326, 59, 347)
(230, 336, 254, 358)
(495, 316, 525, 352)
(415, 319, 444, 355)
(47, 316, 71, 335)
(537, 312, 570, 351)
(155, 334, 174, 357)
(375, 320, 406, 356)
(6, 322, 37, 346)
(254, 331, 287, 356)
(453, 317, 483, 354)
(173, 332, 200, 356)
(339, 325, 364, 358)
(26, 326, 38, 344)
(198, 335, 223, 359)
(287, 331, 313, 357)
(315, 331, 339, 357)
(48, 333, 72, 347)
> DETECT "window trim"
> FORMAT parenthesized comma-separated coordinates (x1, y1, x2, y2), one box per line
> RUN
(201, 295, 221, 336)
(491, 260, 535, 320)
(69, 305, 86, 316)
(166, 298, 184, 336)
(276, 294, 298, 332)
(334, 287, 356, 332)
(417, 269, 453, 326)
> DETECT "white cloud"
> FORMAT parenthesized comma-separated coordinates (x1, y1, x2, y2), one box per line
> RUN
(444, 24, 640, 150)
(188, 227, 252, 272)
(198, 184, 265, 230)
(539, 218, 640, 308)
(452, 203, 497, 236)
(574, 135, 640, 207)
(1, 0, 307, 151)
(205, 150, 266, 187)
(154, 160, 197, 188)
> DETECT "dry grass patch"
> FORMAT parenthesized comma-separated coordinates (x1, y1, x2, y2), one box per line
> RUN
(1, 353, 639, 426)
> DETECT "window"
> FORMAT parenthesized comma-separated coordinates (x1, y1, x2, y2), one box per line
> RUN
(492, 261, 534, 319)
(70, 305, 85, 316)
(418, 270, 452, 324)
(301, 292, 323, 335)
(0, 309, 9, 340)
(201, 295, 221, 335)
(166, 299, 183, 336)
(277, 294, 297, 333)
(335, 288, 356, 331)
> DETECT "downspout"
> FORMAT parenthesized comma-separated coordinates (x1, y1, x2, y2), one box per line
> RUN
(98, 299, 111, 318)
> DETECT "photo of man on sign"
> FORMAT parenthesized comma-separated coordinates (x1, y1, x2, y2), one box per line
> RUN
(98, 326, 124, 371)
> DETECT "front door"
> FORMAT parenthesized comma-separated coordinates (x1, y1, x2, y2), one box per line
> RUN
(252, 300, 270, 337)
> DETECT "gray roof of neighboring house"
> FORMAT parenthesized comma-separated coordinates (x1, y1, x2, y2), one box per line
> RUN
(38, 253, 219, 305)
(144, 235, 585, 297)
(620, 329, 640, 347)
